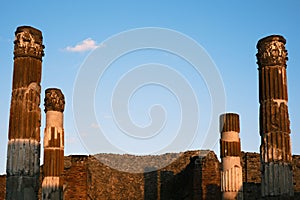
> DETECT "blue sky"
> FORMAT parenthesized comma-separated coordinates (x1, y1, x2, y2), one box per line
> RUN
(0, 1, 300, 174)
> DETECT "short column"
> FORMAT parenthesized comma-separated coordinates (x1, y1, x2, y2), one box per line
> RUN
(220, 113, 243, 200)
(42, 88, 65, 200)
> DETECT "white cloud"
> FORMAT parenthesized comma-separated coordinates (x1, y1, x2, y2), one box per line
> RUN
(65, 38, 100, 52)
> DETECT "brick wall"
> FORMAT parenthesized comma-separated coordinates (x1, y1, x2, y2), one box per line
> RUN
(62, 155, 88, 199)
(293, 155, 300, 198)
(86, 150, 207, 199)
(199, 151, 221, 200)
(87, 156, 143, 200)
(241, 152, 261, 199)
(0, 175, 6, 200)
(2, 151, 300, 199)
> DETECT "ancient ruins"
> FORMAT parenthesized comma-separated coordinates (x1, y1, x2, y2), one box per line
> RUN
(1, 26, 299, 199)
(256, 35, 294, 198)
(6, 26, 44, 200)
(220, 113, 243, 199)
(42, 88, 65, 199)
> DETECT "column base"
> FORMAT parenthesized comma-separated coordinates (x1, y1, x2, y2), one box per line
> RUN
(6, 175, 39, 200)
(261, 162, 294, 197)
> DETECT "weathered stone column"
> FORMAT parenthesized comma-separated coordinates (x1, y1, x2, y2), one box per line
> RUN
(220, 113, 243, 200)
(6, 26, 44, 200)
(42, 88, 65, 200)
(257, 35, 294, 198)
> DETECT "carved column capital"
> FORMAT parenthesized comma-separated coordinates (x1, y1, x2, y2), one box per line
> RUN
(44, 88, 65, 112)
(256, 35, 287, 67)
(14, 26, 45, 60)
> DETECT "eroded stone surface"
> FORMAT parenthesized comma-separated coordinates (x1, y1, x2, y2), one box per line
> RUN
(6, 26, 44, 200)
(257, 35, 293, 198)
(42, 88, 65, 200)
(14, 26, 44, 60)
(1, 151, 300, 199)
(220, 113, 243, 200)
(44, 88, 65, 113)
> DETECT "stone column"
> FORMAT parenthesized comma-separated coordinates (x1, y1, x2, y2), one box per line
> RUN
(256, 35, 293, 198)
(42, 88, 65, 200)
(6, 26, 44, 200)
(220, 113, 243, 200)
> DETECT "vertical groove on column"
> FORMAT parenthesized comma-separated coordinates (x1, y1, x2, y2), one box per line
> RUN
(6, 26, 44, 200)
(42, 88, 65, 200)
(257, 35, 293, 198)
(220, 113, 243, 199)
(220, 113, 240, 133)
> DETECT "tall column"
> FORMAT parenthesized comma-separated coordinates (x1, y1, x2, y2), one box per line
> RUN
(256, 35, 293, 198)
(220, 113, 243, 200)
(6, 26, 44, 200)
(42, 88, 65, 200)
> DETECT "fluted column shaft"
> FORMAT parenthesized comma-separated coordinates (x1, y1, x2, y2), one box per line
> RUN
(6, 26, 44, 200)
(220, 113, 243, 200)
(257, 35, 293, 198)
(42, 88, 65, 200)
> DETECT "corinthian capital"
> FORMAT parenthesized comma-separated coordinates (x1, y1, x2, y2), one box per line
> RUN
(256, 35, 287, 67)
(44, 88, 65, 112)
(14, 26, 45, 60)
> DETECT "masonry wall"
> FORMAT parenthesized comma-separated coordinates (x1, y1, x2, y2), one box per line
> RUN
(293, 155, 300, 198)
(45, 150, 219, 199)
(86, 150, 212, 199)
(242, 152, 261, 200)
(199, 151, 221, 199)
(1, 151, 300, 199)
(242, 152, 300, 199)
(0, 175, 6, 200)
(87, 155, 144, 199)
(62, 155, 88, 199)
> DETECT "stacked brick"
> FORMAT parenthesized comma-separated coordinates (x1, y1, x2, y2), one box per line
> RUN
(87, 156, 144, 200)
(1, 151, 300, 199)
(64, 150, 219, 199)
(87, 151, 203, 199)
(62, 156, 88, 199)
(256, 35, 293, 198)
(242, 152, 261, 184)
(6, 26, 44, 200)
(241, 152, 261, 199)
(292, 155, 300, 199)
(198, 151, 222, 200)
(0, 175, 6, 200)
